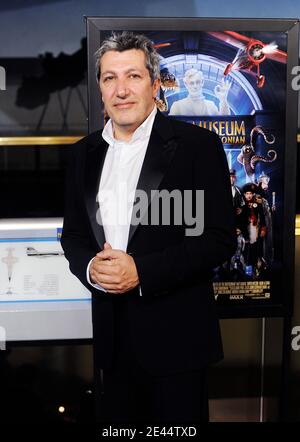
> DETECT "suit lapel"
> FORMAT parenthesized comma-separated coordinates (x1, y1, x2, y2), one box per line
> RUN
(84, 137, 108, 250)
(127, 111, 178, 245)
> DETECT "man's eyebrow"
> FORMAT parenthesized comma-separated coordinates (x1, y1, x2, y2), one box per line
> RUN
(125, 68, 143, 73)
(101, 67, 144, 76)
(101, 70, 115, 76)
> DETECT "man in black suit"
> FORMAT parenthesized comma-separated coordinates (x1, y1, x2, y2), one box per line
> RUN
(61, 32, 236, 424)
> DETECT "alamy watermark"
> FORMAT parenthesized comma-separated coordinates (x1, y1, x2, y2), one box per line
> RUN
(0, 65, 6, 90)
(0, 326, 6, 350)
(292, 325, 300, 351)
(96, 184, 204, 237)
(291, 66, 300, 91)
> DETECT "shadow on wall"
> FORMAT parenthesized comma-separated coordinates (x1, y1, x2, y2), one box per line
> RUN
(15, 38, 87, 133)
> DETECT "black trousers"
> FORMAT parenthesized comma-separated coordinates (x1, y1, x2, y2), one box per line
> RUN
(97, 297, 209, 424)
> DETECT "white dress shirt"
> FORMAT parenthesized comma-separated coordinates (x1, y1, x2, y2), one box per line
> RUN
(86, 105, 157, 293)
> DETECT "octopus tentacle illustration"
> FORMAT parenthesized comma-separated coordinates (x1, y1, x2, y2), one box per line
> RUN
(237, 125, 277, 183)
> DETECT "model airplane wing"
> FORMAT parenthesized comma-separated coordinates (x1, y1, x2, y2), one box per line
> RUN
(207, 31, 246, 50)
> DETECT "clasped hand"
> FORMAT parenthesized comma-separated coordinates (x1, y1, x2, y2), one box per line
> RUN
(89, 242, 139, 294)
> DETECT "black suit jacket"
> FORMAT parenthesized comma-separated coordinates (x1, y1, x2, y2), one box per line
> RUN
(61, 111, 236, 376)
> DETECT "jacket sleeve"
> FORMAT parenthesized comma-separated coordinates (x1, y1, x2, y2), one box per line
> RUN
(134, 131, 237, 297)
(60, 144, 97, 291)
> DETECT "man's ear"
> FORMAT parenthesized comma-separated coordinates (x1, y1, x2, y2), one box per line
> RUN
(152, 78, 161, 98)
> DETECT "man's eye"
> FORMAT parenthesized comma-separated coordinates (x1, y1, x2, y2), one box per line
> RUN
(103, 76, 114, 82)
(129, 74, 140, 79)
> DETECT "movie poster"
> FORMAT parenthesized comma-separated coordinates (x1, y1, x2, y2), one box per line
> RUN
(101, 29, 288, 306)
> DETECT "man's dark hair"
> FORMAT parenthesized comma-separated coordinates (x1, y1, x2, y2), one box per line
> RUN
(95, 31, 160, 84)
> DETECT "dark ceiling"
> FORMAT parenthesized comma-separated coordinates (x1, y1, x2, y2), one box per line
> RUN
(0, 0, 66, 12)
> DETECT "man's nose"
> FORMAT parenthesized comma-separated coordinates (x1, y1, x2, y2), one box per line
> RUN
(116, 79, 129, 97)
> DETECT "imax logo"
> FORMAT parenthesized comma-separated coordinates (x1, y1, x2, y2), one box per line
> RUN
(0, 66, 6, 90)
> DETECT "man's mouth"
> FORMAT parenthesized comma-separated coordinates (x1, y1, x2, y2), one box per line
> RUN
(114, 102, 135, 109)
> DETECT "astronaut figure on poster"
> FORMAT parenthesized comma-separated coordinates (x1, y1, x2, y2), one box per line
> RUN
(169, 68, 231, 116)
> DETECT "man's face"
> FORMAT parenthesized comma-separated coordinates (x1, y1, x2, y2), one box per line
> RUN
(184, 73, 203, 96)
(99, 49, 160, 139)
(230, 175, 236, 185)
(244, 191, 253, 202)
(260, 177, 269, 190)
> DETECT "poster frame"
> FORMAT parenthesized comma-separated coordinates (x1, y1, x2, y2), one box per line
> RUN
(86, 16, 299, 319)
